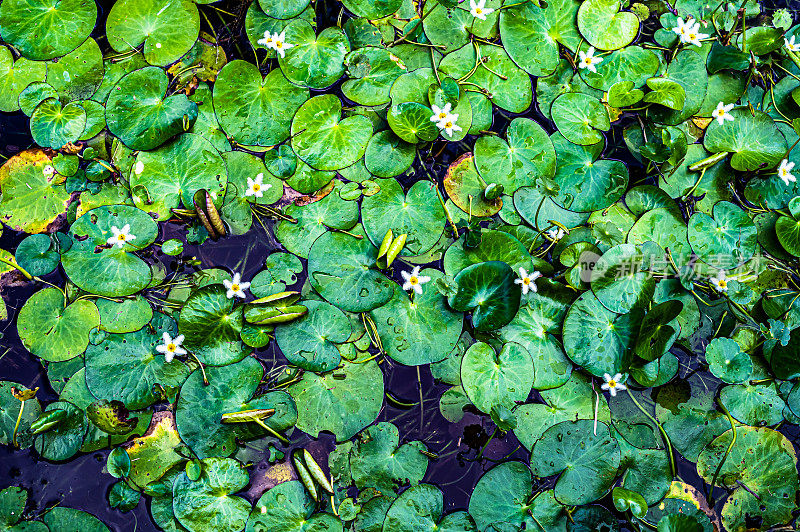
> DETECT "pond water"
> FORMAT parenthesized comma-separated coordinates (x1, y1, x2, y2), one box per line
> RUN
(2, 0, 800, 530)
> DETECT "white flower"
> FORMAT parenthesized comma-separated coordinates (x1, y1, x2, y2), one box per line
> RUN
(470, 0, 494, 20)
(430, 103, 452, 124)
(684, 20, 709, 47)
(709, 270, 728, 293)
(107, 224, 136, 248)
(257, 30, 274, 48)
(711, 102, 735, 125)
(272, 31, 293, 58)
(223, 272, 250, 299)
(401, 266, 431, 295)
(785, 35, 800, 52)
(156, 332, 186, 363)
(437, 114, 462, 138)
(778, 158, 796, 185)
(246, 172, 271, 198)
(134, 160, 144, 175)
(42, 164, 55, 177)
(514, 267, 542, 295)
(601, 373, 627, 397)
(546, 228, 565, 241)
(578, 46, 603, 73)
(672, 17, 690, 41)
(155, 42, 162, 49)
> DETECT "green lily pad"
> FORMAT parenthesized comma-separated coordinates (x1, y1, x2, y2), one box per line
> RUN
(42, 507, 110, 532)
(129, 133, 227, 221)
(106, 66, 198, 151)
(0, 150, 69, 233)
(386, 102, 440, 144)
(438, 43, 532, 114)
(514, 373, 611, 450)
(34, 401, 88, 461)
(275, 299, 351, 372)
(45, 37, 103, 102)
(468, 462, 532, 532)
(287, 358, 383, 441)
(687, 201, 757, 267)
(577, 0, 639, 50)
(246, 480, 341, 532)
(348, 422, 429, 494)
(370, 269, 463, 366)
(705, 337, 752, 384)
(178, 284, 246, 366)
(532, 419, 621, 506)
(460, 342, 533, 414)
(552, 92, 611, 145)
(703, 108, 787, 171)
(85, 313, 190, 410)
(650, 50, 708, 126)
(291, 94, 372, 171)
(307, 225, 394, 313)
(591, 243, 656, 313)
(0, 46, 47, 112)
(447, 261, 522, 332)
(362, 178, 445, 256)
(17, 288, 99, 362)
(61, 204, 158, 297)
(0, 0, 97, 60)
(275, 183, 360, 259)
(279, 20, 349, 89)
(697, 427, 798, 532)
(176, 357, 297, 458)
(581, 46, 659, 91)
(474, 118, 556, 195)
(342, 47, 406, 107)
(563, 291, 637, 377)
(214, 60, 309, 148)
(173, 457, 250, 532)
(364, 131, 415, 178)
(383, 484, 475, 532)
(499, 0, 581, 77)
(30, 98, 86, 149)
(106, 0, 200, 67)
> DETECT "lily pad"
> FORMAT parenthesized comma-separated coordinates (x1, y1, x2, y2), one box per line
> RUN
(577, 0, 639, 50)
(214, 60, 309, 148)
(176, 357, 297, 458)
(460, 342, 533, 414)
(447, 261, 522, 332)
(279, 20, 350, 89)
(129, 133, 227, 221)
(0, 150, 71, 233)
(17, 288, 99, 362)
(246, 480, 341, 532)
(362, 178, 445, 256)
(173, 457, 250, 532)
(276, 300, 351, 372)
(703, 108, 787, 171)
(532, 419, 621, 506)
(106, 66, 199, 151)
(178, 284, 246, 366)
(370, 269, 463, 366)
(287, 358, 383, 442)
(0, 0, 97, 60)
(291, 94, 372, 171)
(61, 204, 158, 297)
(106, 0, 200, 67)
(468, 462, 532, 532)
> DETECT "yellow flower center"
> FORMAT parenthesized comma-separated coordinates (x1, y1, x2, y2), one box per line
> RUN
(689, 33, 696, 40)
(232, 284, 240, 292)
(608, 380, 616, 388)
(276, 41, 283, 48)
(523, 277, 530, 285)
(117, 234, 126, 241)
(718, 279, 727, 289)
(586, 57, 593, 64)
(476, 7, 483, 13)
(445, 121, 453, 128)
(167, 343, 176, 352)
(253, 183, 261, 191)
(409, 276, 418, 285)
(438, 112, 447, 119)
